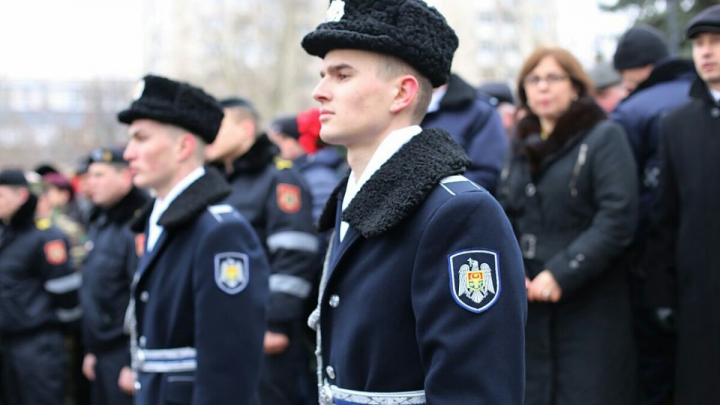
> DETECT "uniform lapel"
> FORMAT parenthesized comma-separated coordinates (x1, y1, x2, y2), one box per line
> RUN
(132, 231, 170, 289)
(325, 203, 361, 283)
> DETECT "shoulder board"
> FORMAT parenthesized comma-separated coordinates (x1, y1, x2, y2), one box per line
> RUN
(36, 218, 52, 231)
(438, 175, 484, 196)
(274, 157, 293, 170)
(207, 204, 239, 223)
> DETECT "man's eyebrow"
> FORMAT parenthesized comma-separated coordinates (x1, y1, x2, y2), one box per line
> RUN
(326, 63, 355, 74)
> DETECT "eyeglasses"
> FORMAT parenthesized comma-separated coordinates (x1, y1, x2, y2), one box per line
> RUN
(523, 73, 569, 87)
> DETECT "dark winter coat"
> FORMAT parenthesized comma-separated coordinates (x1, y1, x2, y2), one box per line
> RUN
(498, 98, 639, 405)
(0, 195, 81, 335)
(217, 135, 318, 336)
(81, 187, 148, 355)
(421, 74, 508, 194)
(645, 77, 720, 405)
(611, 58, 695, 246)
(294, 147, 345, 222)
(128, 168, 269, 405)
(311, 128, 527, 405)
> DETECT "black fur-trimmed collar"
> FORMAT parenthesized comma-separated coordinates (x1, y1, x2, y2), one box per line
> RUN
(90, 187, 148, 224)
(228, 134, 279, 177)
(514, 97, 606, 173)
(437, 74, 477, 111)
(317, 128, 470, 238)
(130, 167, 230, 233)
(7, 194, 38, 230)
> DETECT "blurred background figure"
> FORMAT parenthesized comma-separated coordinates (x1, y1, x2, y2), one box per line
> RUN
(612, 24, 696, 405)
(205, 97, 319, 405)
(589, 61, 627, 113)
(498, 46, 638, 405)
(421, 73, 508, 194)
(268, 107, 345, 222)
(80, 147, 148, 405)
(478, 81, 518, 135)
(645, 5, 720, 405)
(0, 168, 81, 405)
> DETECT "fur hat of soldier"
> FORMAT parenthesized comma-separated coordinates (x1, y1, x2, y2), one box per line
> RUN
(301, 0, 459, 87)
(118, 75, 225, 144)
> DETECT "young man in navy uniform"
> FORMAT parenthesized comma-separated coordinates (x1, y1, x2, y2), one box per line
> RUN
(80, 147, 148, 405)
(117, 75, 270, 405)
(205, 97, 318, 405)
(0, 169, 81, 405)
(301, 1, 527, 404)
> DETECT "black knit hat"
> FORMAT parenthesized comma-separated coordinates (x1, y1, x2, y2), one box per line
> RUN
(686, 5, 720, 39)
(88, 147, 128, 166)
(301, 0, 459, 87)
(613, 25, 670, 70)
(118, 75, 225, 144)
(0, 169, 28, 188)
(271, 116, 300, 139)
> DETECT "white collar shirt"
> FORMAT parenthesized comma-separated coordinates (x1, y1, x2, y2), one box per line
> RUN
(426, 87, 447, 114)
(710, 88, 720, 104)
(340, 125, 422, 241)
(146, 166, 206, 252)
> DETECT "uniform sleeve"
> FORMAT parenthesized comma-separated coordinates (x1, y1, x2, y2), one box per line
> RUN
(462, 104, 508, 195)
(192, 219, 269, 405)
(413, 192, 527, 405)
(264, 171, 320, 333)
(546, 124, 639, 295)
(644, 117, 679, 308)
(40, 231, 82, 323)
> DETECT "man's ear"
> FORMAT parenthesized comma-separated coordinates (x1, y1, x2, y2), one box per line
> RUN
(389, 75, 419, 115)
(177, 133, 199, 162)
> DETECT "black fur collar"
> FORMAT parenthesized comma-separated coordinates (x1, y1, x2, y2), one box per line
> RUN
(229, 134, 279, 176)
(130, 167, 230, 233)
(438, 74, 477, 111)
(8, 194, 38, 230)
(317, 128, 470, 238)
(90, 187, 149, 224)
(514, 97, 606, 173)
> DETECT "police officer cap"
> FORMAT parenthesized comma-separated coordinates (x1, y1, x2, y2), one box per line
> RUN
(301, 0, 459, 88)
(686, 5, 720, 39)
(88, 147, 128, 166)
(0, 169, 28, 187)
(118, 75, 225, 144)
(477, 81, 515, 106)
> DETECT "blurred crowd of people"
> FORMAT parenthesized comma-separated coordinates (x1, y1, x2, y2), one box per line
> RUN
(0, 2, 719, 405)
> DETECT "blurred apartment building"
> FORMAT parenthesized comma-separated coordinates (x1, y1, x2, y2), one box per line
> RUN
(0, 79, 133, 171)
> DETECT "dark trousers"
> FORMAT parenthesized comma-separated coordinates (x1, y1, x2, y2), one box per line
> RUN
(1, 328, 66, 405)
(258, 326, 302, 405)
(628, 273, 676, 405)
(91, 345, 133, 405)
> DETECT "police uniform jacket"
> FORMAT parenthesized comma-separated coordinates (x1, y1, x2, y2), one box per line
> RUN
(645, 77, 720, 405)
(311, 128, 527, 405)
(129, 168, 269, 405)
(81, 187, 148, 355)
(216, 135, 318, 335)
(0, 195, 81, 336)
(498, 98, 639, 405)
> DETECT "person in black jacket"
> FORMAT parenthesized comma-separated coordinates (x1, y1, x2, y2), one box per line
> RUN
(0, 169, 81, 405)
(645, 6, 720, 405)
(205, 97, 318, 405)
(80, 147, 148, 405)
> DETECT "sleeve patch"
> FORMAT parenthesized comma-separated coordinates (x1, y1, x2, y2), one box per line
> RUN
(447, 249, 501, 313)
(277, 183, 301, 213)
(215, 253, 250, 295)
(44, 239, 68, 266)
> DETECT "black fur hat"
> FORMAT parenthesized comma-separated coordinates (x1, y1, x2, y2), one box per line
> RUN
(118, 75, 224, 144)
(301, 0, 459, 87)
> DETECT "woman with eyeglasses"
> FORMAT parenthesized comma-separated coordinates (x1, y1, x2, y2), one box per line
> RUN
(497, 47, 639, 405)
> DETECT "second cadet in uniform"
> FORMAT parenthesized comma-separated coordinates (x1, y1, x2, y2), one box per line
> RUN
(80, 147, 148, 405)
(118, 75, 270, 405)
(0, 169, 82, 405)
(205, 98, 318, 405)
(301, 1, 527, 404)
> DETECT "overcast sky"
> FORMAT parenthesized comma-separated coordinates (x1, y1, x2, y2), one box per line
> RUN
(0, 0, 633, 81)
